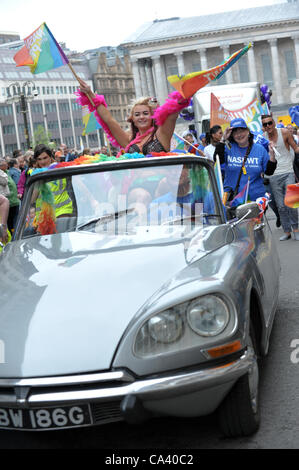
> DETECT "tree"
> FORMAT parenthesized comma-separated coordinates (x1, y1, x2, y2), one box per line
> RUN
(31, 125, 55, 149)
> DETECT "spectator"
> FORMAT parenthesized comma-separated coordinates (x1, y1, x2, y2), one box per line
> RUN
(0, 195, 9, 244)
(0, 159, 20, 232)
(204, 125, 223, 161)
(8, 158, 21, 186)
(59, 143, 68, 161)
(17, 156, 36, 200)
(82, 148, 91, 156)
(262, 114, 299, 241)
(0, 158, 9, 199)
(23, 150, 34, 167)
(17, 154, 26, 172)
(54, 151, 63, 162)
(199, 133, 207, 148)
(100, 146, 109, 155)
(182, 132, 204, 156)
(13, 149, 22, 159)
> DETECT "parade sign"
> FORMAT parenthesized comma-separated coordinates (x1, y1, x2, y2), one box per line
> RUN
(14, 23, 69, 74)
(168, 44, 251, 99)
(210, 92, 266, 133)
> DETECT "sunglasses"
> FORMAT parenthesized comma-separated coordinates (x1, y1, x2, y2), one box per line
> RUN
(262, 121, 274, 127)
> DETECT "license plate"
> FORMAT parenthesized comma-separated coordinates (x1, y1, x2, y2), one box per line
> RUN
(0, 404, 92, 430)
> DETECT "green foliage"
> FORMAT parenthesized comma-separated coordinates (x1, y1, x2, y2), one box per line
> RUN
(31, 125, 55, 149)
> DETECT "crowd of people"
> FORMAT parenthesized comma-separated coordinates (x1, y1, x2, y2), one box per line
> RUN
(0, 143, 112, 244)
(1, 77, 299, 245)
(186, 117, 299, 240)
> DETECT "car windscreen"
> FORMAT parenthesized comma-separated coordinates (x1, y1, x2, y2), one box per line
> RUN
(18, 162, 222, 239)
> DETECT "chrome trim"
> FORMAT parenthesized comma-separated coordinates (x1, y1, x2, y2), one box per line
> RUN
(0, 349, 254, 407)
(0, 370, 134, 388)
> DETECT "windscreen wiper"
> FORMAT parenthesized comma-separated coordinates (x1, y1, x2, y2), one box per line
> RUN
(76, 208, 135, 231)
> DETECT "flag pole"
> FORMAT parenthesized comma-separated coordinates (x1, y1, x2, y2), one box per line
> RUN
(67, 61, 95, 107)
(173, 132, 204, 155)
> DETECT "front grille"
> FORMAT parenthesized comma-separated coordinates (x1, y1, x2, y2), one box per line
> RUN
(90, 401, 123, 425)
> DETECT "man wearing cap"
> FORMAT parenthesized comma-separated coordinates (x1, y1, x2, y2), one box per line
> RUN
(221, 118, 277, 204)
(262, 114, 299, 241)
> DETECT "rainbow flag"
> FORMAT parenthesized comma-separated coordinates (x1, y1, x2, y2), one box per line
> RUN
(170, 133, 185, 151)
(13, 23, 68, 74)
(168, 44, 251, 98)
(229, 179, 250, 208)
(82, 105, 102, 136)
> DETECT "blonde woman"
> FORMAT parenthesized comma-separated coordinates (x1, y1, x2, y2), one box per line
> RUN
(76, 78, 190, 155)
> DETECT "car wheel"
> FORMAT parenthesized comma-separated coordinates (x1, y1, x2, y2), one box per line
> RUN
(217, 324, 260, 437)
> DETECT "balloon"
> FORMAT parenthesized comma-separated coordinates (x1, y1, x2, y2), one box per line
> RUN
(180, 98, 194, 121)
(289, 106, 299, 127)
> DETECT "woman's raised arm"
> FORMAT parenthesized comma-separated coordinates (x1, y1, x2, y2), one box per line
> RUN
(77, 78, 130, 149)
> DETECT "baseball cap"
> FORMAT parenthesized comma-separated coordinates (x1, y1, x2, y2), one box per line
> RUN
(230, 118, 248, 129)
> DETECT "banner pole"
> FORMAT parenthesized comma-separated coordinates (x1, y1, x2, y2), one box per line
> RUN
(173, 132, 202, 153)
(67, 62, 95, 107)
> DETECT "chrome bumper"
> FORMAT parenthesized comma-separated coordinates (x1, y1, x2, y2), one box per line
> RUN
(0, 348, 253, 408)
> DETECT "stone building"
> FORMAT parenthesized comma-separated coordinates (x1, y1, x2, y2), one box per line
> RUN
(89, 47, 135, 131)
(121, 1, 299, 116)
(0, 31, 20, 45)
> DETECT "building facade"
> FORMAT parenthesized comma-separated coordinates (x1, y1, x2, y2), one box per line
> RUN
(0, 37, 136, 156)
(121, 1, 299, 117)
(86, 46, 136, 132)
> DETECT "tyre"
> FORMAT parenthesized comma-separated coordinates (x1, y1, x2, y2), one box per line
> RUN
(218, 325, 260, 437)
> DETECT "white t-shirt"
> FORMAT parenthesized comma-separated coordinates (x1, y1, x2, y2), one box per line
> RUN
(204, 144, 215, 161)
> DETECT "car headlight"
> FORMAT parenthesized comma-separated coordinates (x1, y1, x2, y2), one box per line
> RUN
(187, 296, 229, 337)
(134, 294, 234, 358)
(148, 311, 183, 344)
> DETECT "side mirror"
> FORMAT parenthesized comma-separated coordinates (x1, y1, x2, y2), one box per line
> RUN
(235, 202, 261, 220)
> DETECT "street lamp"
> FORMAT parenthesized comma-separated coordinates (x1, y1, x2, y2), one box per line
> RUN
(6, 81, 38, 151)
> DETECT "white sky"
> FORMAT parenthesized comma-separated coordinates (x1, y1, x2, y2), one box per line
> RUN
(0, 0, 285, 52)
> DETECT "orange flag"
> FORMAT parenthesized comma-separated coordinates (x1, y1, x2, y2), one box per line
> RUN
(210, 93, 231, 131)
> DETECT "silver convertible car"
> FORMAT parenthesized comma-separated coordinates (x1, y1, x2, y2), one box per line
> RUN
(0, 154, 280, 437)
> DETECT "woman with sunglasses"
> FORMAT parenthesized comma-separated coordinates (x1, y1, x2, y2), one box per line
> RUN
(219, 118, 277, 206)
(262, 114, 299, 241)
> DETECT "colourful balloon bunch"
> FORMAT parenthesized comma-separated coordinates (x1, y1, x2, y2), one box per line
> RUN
(289, 105, 299, 127)
(179, 98, 194, 121)
(260, 84, 272, 109)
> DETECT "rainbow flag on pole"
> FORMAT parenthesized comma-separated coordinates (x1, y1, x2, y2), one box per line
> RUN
(168, 44, 251, 99)
(170, 133, 185, 151)
(229, 179, 250, 208)
(13, 23, 69, 74)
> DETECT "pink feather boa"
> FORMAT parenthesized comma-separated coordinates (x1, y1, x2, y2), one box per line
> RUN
(75, 90, 120, 147)
(75, 89, 191, 149)
(153, 91, 191, 126)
